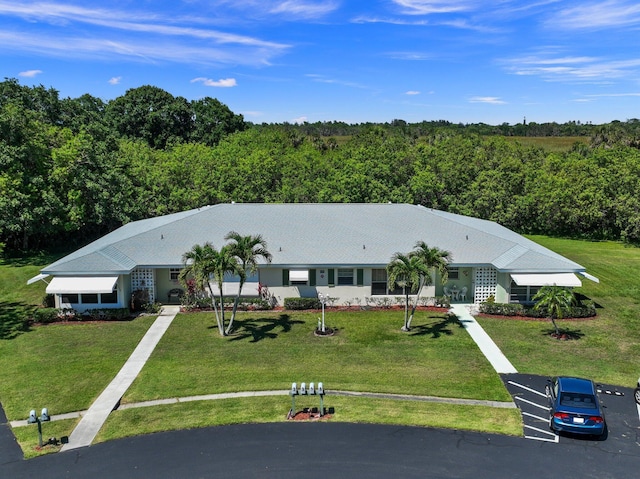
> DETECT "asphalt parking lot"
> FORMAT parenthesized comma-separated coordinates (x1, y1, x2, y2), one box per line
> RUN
(502, 373, 640, 455)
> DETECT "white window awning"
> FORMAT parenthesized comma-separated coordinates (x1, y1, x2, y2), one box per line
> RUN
(46, 276, 118, 294)
(289, 270, 309, 282)
(511, 273, 582, 287)
(27, 273, 50, 285)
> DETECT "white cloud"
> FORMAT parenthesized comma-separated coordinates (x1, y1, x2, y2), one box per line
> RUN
(191, 77, 238, 87)
(108, 76, 121, 85)
(550, 1, 640, 30)
(503, 53, 640, 82)
(0, 2, 289, 66)
(293, 115, 308, 123)
(405, 90, 421, 95)
(469, 96, 506, 104)
(269, 1, 339, 19)
(392, 0, 474, 16)
(18, 69, 42, 77)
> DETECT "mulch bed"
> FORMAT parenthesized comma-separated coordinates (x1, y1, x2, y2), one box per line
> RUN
(288, 409, 333, 421)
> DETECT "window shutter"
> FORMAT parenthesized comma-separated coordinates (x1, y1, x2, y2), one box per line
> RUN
(328, 268, 335, 286)
(357, 268, 364, 286)
(309, 269, 316, 286)
(282, 269, 289, 286)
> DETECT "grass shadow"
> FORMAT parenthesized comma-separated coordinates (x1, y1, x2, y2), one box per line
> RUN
(229, 314, 305, 343)
(409, 314, 463, 338)
(541, 327, 585, 341)
(0, 301, 34, 339)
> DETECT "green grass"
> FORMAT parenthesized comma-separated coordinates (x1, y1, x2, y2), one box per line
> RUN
(97, 396, 522, 444)
(477, 236, 640, 386)
(12, 418, 77, 459)
(6, 235, 640, 456)
(124, 311, 509, 403)
(0, 318, 155, 420)
(504, 136, 589, 152)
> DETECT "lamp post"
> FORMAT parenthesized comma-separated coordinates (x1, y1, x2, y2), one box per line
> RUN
(27, 408, 50, 447)
(318, 293, 327, 333)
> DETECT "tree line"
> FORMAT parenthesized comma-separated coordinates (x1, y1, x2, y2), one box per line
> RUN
(2, 78, 640, 253)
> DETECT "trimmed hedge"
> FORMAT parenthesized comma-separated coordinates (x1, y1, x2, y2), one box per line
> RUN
(30, 307, 132, 323)
(479, 301, 596, 319)
(284, 297, 321, 310)
(181, 296, 273, 311)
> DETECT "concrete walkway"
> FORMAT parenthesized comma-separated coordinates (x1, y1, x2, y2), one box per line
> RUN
(60, 306, 180, 452)
(450, 304, 518, 374)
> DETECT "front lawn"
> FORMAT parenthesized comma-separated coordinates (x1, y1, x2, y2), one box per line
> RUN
(124, 310, 510, 403)
(478, 236, 640, 386)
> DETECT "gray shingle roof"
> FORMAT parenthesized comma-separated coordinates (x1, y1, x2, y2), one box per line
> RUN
(42, 203, 584, 275)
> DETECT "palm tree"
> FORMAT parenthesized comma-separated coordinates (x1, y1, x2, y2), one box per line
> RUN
(179, 242, 224, 334)
(209, 244, 241, 336)
(180, 242, 241, 336)
(387, 252, 424, 331)
(532, 285, 576, 336)
(224, 231, 272, 334)
(407, 241, 451, 329)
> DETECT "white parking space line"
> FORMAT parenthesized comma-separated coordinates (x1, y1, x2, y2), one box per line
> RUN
(524, 424, 558, 439)
(515, 396, 550, 411)
(508, 380, 548, 398)
(636, 402, 640, 421)
(524, 433, 559, 443)
(522, 411, 549, 423)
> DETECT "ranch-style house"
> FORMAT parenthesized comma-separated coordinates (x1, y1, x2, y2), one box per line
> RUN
(28, 203, 598, 311)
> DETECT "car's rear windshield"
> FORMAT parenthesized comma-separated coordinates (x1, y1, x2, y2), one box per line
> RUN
(559, 392, 597, 409)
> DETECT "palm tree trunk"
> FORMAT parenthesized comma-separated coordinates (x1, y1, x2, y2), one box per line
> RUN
(226, 281, 244, 335)
(218, 287, 226, 336)
(407, 277, 425, 330)
(550, 316, 560, 336)
(207, 283, 224, 335)
(402, 289, 410, 331)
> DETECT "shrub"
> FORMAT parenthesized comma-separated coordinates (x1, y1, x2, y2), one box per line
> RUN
(479, 302, 525, 316)
(41, 294, 55, 308)
(32, 308, 59, 324)
(284, 297, 321, 310)
(84, 308, 132, 321)
(480, 301, 596, 319)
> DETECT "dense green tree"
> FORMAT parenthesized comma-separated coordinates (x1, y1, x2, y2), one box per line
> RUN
(105, 85, 192, 149)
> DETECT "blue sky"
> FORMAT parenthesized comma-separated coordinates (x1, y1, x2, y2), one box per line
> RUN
(2, 1, 640, 125)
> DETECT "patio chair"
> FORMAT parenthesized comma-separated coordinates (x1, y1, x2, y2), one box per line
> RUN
(443, 286, 452, 301)
(459, 286, 468, 302)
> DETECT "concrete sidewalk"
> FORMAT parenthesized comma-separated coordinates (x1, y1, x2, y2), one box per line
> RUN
(450, 304, 518, 375)
(61, 306, 180, 452)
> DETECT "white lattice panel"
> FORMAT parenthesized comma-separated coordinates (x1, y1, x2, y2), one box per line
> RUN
(474, 267, 497, 304)
(131, 268, 155, 303)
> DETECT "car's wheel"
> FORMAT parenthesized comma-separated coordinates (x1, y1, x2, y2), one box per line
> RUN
(634, 387, 640, 405)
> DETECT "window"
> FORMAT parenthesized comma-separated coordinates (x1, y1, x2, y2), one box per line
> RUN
(509, 281, 540, 303)
(371, 269, 404, 295)
(81, 293, 99, 304)
(448, 268, 459, 280)
(101, 290, 118, 304)
(337, 268, 354, 285)
(170, 268, 180, 281)
(371, 269, 387, 295)
(61, 293, 78, 303)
